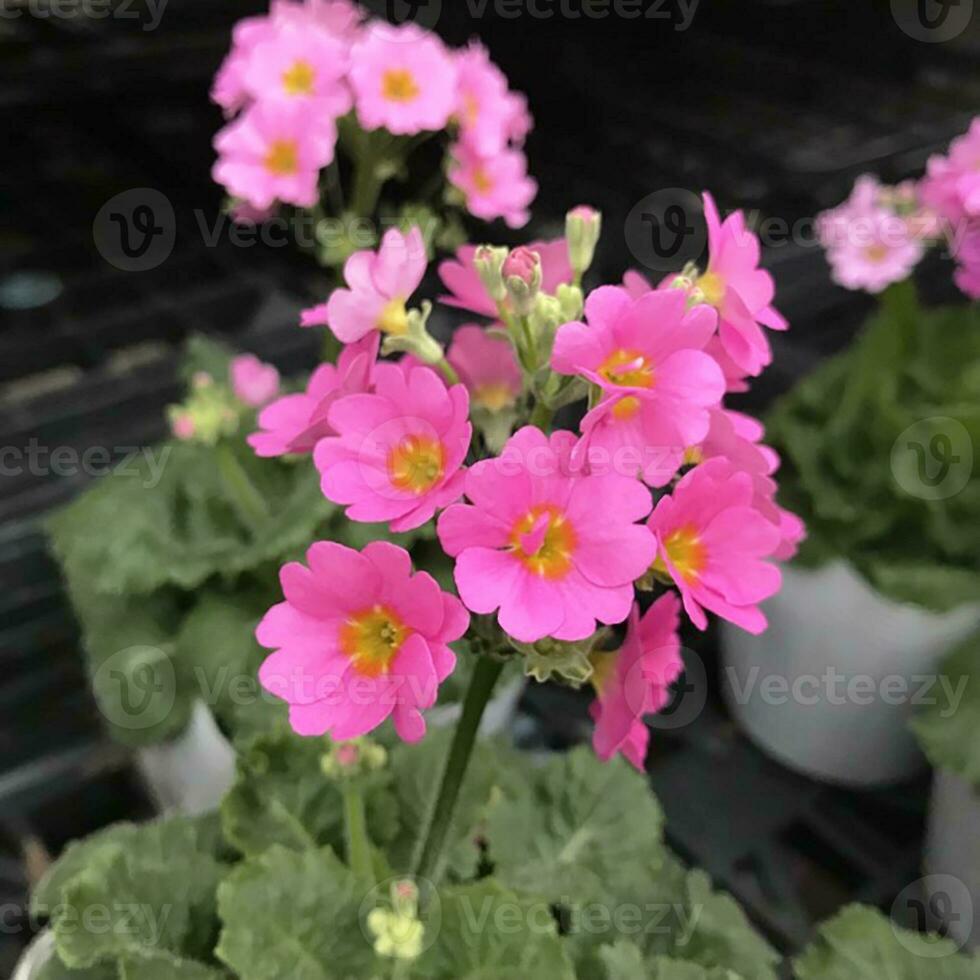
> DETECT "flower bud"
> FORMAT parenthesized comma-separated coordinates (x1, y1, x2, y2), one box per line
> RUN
(502, 246, 542, 315)
(473, 244, 508, 305)
(555, 282, 584, 321)
(380, 301, 444, 365)
(565, 205, 602, 277)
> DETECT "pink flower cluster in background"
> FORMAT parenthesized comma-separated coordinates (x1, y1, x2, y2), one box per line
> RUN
(817, 116, 980, 298)
(210, 1, 535, 226)
(251, 201, 802, 769)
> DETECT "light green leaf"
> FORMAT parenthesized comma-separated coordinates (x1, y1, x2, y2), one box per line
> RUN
(912, 631, 980, 788)
(215, 845, 376, 980)
(796, 905, 980, 979)
(220, 729, 397, 860)
(414, 880, 575, 979)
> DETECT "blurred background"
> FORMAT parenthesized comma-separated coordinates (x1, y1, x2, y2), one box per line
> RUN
(2, 0, 978, 972)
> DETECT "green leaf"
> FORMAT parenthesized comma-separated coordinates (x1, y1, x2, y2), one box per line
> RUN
(485, 746, 664, 902)
(860, 560, 980, 614)
(414, 880, 575, 979)
(215, 845, 376, 980)
(597, 940, 648, 979)
(796, 905, 980, 979)
(912, 631, 980, 787)
(34, 953, 117, 980)
(117, 949, 226, 979)
(220, 729, 397, 860)
(36, 815, 225, 972)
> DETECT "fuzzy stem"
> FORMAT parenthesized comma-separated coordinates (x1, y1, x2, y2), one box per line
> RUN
(435, 357, 460, 386)
(342, 781, 374, 882)
(413, 656, 504, 884)
(529, 399, 554, 432)
(216, 443, 269, 528)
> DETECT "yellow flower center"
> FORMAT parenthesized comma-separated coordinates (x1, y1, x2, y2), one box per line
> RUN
(511, 505, 576, 579)
(653, 524, 707, 584)
(339, 604, 408, 677)
(473, 382, 516, 413)
(387, 434, 445, 495)
(472, 167, 494, 195)
(462, 93, 479, 126)
(864, 243, 890, 263)
(282, 59, 316, 96)
(611, 396, 641, 422)
(598, 349, 655, 389)
(378, 298, 409, 336)
(683, 445, 704, 466)
(264, 139, 299, 176)
(382, 68, 420, 103)
(697, 271, 726, 307)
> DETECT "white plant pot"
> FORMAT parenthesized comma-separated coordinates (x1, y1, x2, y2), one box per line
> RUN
(925, 769, 980, 950)
(136, 701, 237, 815)
(13, 930, 54, 980)
(721, 561, 979, 787)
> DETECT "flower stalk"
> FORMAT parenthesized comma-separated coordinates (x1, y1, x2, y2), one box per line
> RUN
(413, 655, 504, 885)
(342, 781, 374, 883)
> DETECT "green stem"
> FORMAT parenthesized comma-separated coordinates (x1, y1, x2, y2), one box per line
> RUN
(414, 656, 504, 884)
(529, 399, 554, 432)
(342, 781, 374, 882)
(435, 358, 460, 386)
(216, 443, 269, 528)
(351, 132, 389, 217)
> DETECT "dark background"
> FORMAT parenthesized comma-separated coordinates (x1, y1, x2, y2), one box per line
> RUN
(1, 0, 978, 971)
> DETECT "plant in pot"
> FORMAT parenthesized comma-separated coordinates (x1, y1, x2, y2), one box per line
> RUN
(26, 158, 808, 971)
(45, 0, 535, 813)
(721, 118, 980, 787)
(912, 630, 980, 951)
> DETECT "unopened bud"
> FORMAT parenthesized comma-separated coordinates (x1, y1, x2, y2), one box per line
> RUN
(473, 245, 508, 305)
(565, 205, 602, 277)
(502, 246, 542, 315)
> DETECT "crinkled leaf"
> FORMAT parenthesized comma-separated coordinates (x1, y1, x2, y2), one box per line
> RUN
(485, 746, 664, 902)
(796, 905, 980, 979)
(34, 815, 225, 971)
(414, 879, 575, 979)
(220, 729, 397, 860)
(215, 845, 375, 980)
(912, 631, 980, 787)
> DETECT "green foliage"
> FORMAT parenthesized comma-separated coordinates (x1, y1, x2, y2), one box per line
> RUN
(31, 814, 228, 979)
(795, 905, 980, 978)
(912, 630, 980, 788)
(220, 729, 398, 861)
(768, 282, 980, 611)
(215, 846, 376, 980)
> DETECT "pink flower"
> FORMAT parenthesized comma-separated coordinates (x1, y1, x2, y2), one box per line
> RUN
(502, 245, 541, 285)
(211, 14, 275, 116)
(315, 227, 427, 343)
(693, 411, 805, 561)
(621, 269, 653, 298)
(448, 143, 537, 229)
(243, 26, 351, 117)
(817, 181, 925, 293)
(920, 118, 980, 225)
(684, 191, 787, 376)
(551, 286, 724, 486)
(348, 23, 457, 135)
(213, 100, 337, 209)
(952, 226, 980, 300)
(231, 354, 280, 407)
(647, 458, 782, 634)
(256, 540, 468, 742)
(453, 42, 526, 156)
(248, 334, 377, 457)
(439, 239, 572, 319)
(314, 363, 471, 532)
(171, 414, 195, 441)
(437, 427, 657, 643)
(447, 325, 522, 413)
(590, 593, 683, 770)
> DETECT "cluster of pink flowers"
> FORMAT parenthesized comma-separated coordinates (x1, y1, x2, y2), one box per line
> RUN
(251, 199, 800, 767)
(210, 1, 534, 226)
(817, 116, 980, 298)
